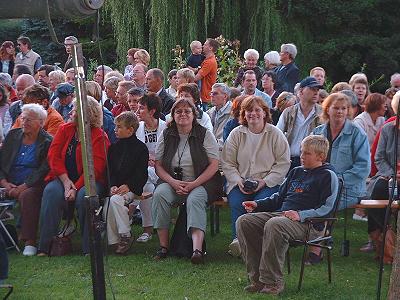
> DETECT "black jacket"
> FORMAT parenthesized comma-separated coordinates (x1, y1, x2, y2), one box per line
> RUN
(0, 128, 52, 187)
(108, 134, 149, 195)
(159, 88, 175, 115)
(274, 61, 300, 94)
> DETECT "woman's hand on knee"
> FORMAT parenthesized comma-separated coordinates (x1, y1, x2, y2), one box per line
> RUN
(253, 179, 266, 193)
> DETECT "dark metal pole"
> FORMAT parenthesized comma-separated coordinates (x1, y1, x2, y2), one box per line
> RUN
(71, 44, 106, 300)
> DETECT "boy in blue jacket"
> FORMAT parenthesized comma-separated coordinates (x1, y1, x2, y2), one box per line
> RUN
(237, 135, 339, 295)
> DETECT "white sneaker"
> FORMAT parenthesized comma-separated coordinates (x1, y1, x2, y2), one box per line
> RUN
(23, 245, 37, 256)
(353, 213, 368, 222)
(136, 233, 152, 243)
(229, 238, 241, 257)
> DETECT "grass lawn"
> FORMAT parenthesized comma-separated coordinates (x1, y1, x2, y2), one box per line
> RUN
(3, 209, 391, 299)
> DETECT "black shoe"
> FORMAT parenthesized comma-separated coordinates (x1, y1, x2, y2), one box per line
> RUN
(154, 246, 168, 260)
(191, 249, 204, 264)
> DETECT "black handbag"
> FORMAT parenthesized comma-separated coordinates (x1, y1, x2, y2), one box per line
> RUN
(169, 205, 206, 258)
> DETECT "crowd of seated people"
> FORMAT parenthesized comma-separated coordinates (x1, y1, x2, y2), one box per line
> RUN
(0, 34, 399, 294)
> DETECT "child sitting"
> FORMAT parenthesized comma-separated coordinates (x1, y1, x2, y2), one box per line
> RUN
(103, 111, 149, 255)
(236, 135, 339, 295)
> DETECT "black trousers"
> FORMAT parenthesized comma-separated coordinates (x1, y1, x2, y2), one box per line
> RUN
(368, 178, 389, 233)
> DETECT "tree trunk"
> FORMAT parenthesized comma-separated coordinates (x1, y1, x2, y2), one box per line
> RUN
(388, 211, 400, 299)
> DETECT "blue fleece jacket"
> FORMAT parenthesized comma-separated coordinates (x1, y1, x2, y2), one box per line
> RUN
(255, 163, 339, 222)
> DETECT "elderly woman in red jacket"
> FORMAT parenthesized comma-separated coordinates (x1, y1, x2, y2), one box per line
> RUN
(38, 96, 110, 256)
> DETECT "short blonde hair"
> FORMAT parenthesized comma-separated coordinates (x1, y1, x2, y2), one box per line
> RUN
(48, 70, 66, 84)
(85, 81, 102, 102)
(310, 67, 325, 76)
(190, 40, 202, 51)
(72, 96, 103, 128)
(321, 92, 352, 122)
(115, 111, 139, 134)
(331, 82, 351, 93)
(177, 68, 195, 83)
(301, 135, 329, 161)
(134, 49, 150, 66)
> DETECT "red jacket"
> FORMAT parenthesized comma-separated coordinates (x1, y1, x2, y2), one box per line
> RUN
(45, 122, 110, 189)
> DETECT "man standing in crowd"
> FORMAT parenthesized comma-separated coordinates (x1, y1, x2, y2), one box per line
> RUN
(146, 68, 174, 115)
(63, 36, 88, 76)
(275, 43, 300, 94)
(132, 63, 147, 90)
(37, 65, 54, 88)
(241, 70, 272, 108)
(194, 38, 219, 110)
(15, 36, 42, 75)
(3, 74, 35, 135)
(207, 83, 232, 146)
(51, 83, 75, 122)
(276, 76, 323, 169)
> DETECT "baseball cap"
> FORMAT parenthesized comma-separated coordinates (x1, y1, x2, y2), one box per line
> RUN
(299, 76, 323, 89)
(54, 83, 74, 98)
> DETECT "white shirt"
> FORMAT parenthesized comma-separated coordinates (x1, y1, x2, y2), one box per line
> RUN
(353, 112, 385, 147)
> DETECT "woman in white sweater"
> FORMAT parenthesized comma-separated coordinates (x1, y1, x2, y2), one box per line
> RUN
(221, 96, 290, 243)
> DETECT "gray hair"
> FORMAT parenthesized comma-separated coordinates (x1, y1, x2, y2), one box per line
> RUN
(64, 36, 78, 44)
(281, 43, 297, 59)
(212, 83, 231, 97)
(177, 68, 195, 82)
(48, 70, 66, 84)
(0, 73, 12, 87)
(244, 49, 259, 60)
(22, 103, 47, 126)
(148, 68, 164, 81)
(96, 65, 112, 73)
(104, 76, 121, 91)
(340, 89, 358, 107)
(391, 73, 400, 86)
(392, 91, 400, 113)
(263, 51, 280, 65)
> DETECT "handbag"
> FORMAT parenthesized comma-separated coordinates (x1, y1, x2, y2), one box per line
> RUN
(49, 205, 76, 257)
(169, 205, 206, 258)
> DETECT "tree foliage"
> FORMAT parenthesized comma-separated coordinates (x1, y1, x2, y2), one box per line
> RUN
(105, 0, 400, 92)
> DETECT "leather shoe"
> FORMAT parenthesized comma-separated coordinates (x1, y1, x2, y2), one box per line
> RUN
(191, 249, 204, 264)
(244, 282, 264, 293)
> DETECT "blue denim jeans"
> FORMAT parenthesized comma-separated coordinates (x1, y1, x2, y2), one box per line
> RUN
(228, 185, 279, 238)
(39, 179, 104, 254)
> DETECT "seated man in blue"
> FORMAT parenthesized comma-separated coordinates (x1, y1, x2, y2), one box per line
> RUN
(236, 135, 339, 295)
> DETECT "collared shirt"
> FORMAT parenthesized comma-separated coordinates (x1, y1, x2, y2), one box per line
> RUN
(288, 106, 316, 156)
(51, 98, 73, 122)
(242, 88, 272, 108)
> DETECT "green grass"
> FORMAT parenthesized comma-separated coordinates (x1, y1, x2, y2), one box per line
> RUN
(3, 210, 391, 299)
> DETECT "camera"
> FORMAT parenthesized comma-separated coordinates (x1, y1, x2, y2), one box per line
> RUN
(173, 167, 183, 181)
(243, 179, 258, 193)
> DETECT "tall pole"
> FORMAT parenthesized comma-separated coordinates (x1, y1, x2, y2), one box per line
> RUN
(71, 44, 106, 300)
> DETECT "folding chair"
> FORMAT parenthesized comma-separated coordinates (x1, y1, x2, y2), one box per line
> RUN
(286, 178, 343, 291)
(0, 201, 20, 252)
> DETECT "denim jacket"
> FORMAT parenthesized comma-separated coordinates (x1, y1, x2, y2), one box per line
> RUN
(313, 119, 370, 209)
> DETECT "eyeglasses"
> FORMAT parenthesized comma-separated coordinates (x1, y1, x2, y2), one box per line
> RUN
(174, 109, 193, 115)
(21, 117, 40, 122)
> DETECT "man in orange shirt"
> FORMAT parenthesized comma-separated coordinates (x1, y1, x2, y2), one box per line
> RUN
(195, 38, 219, 111)
(13, 84, 64, 137)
